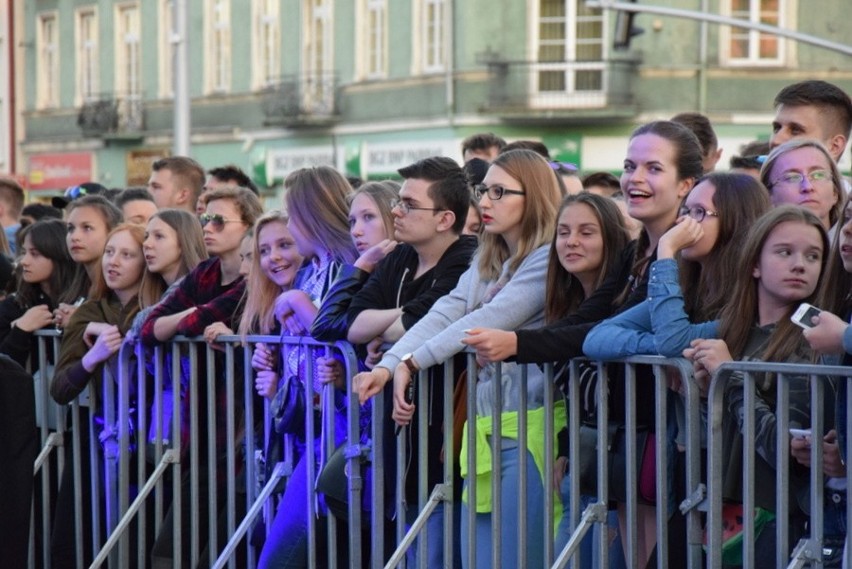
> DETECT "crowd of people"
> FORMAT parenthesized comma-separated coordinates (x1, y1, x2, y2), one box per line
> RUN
(1, 78, 851, 568)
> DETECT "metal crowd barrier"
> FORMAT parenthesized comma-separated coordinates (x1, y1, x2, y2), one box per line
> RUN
(26, 329, 852, 569)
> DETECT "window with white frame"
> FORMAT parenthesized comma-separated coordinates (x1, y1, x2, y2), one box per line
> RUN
(252, 0, 280, 89)
(721, 0, 786, 66)
(115, 3, 141, 98)
(76, 8, 98, 104)
(533, 0, 606, 106)
(36, 12, 60, 109)
(302, 0, 334, 113)
(357, 0, 387, 80)
(205, 0, 231, 93)
(159, 0, 174, 98)
(413, 0, 445, 73)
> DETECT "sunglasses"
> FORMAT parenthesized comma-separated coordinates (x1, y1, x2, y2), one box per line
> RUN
(199, 213, 243, 231)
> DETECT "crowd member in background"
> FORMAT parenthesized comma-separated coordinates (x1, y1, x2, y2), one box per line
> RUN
(354, 149, 561, 569)
(115, 187, 158, 225)
(770, 80, 852, 164)
(582, 171, 622, 197)
(19, 202, 62, 227)
(798, 194, 852, 567)
(49, 223, 146, 569)
(672, 111, 722, 173)
(461, 132, 506, 163)
(255, 166, 358, 569)
(729, 140, 771, 180)
(0, 177, 24, 253)
(0, 219, 77, 368)
(51, 181, 108, 210)
(551, 161, 583, 194)
(760, 139, 843, 232)
(198, 164, 259, 214)
(147, 156, 205, 213)
(684, 207, 828, 568)
(55, 195, 123, 329)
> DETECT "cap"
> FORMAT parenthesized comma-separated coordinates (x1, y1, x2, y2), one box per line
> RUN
(52, 182, 108, 209)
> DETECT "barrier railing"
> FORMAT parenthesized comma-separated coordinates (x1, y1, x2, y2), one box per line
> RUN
(26, 330, 852, 568)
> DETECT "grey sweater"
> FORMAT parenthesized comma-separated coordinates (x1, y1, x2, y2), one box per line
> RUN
(378, 245, 550, 417)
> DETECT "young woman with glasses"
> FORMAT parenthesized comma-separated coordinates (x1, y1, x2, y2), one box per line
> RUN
(760, 139, 843, 231)
(353, 148, 561, 569)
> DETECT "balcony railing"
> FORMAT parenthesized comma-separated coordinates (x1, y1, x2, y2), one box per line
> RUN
(77, 93, 144, 137)
(479, 56, 641, 120)
(261, 73, 340, 127)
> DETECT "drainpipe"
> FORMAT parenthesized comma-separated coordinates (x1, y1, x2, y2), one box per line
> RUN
(697, 0, 708, 113)
(445, 0, 455, 125)
(173, 0, 190, 156)
(8, 0, 15, 173)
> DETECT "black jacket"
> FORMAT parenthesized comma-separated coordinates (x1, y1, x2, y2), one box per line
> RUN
(346, 235, 478, 331)
(0, 292, 55, 370)
(310, 264, 371, 342)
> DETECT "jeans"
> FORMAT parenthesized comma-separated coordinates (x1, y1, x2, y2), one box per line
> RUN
(405, 501, 463, 568)
(554, 476, 626, 569)
(460, 445, 545, 569)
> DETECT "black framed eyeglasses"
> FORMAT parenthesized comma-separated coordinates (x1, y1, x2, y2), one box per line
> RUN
(679, 205, 719, 222)
(389, 199, 442, 215)
(473, 184, 526, 201)
(199, 213, 243, 231)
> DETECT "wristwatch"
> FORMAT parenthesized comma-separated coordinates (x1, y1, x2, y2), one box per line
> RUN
(401, 353, 419, 374)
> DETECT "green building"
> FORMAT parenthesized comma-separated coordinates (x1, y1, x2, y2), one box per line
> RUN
(18, 0, 852, 201)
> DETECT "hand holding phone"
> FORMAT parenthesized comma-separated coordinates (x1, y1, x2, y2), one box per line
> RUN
(395, 380, 416, 436)
(789, 428, 812, 441)
(790, 303, 821, 330)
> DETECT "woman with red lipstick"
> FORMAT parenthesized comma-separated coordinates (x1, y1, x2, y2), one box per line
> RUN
(683, 206, 828, 568)
(55, 195, 122, 328)
(352, 149, 562, 569)
(49, 223, 145, 569)
(760, 139, 843, 232)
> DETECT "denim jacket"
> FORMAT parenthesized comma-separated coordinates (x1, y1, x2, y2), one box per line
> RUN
(583, 258, 719, 359)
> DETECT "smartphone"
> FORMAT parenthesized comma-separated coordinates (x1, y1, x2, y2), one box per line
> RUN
(789, 428, 811, 440)
(790, 303, 821, 329)
(395, 381, 416, 436)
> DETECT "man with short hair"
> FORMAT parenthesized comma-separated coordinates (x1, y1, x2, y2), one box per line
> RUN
(114, 187, 158, 225)
(461, 132, 506, 163)
(147, 156, 205, 212)
(771, 80, 852, 162)
(333, 156, 476, 568)
(197, 165, 259, 214)
(672, 111, 722, 173)
(0, 178, 25, 253)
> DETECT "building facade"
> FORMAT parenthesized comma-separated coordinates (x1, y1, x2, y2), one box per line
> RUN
(14, 0, 852, 200)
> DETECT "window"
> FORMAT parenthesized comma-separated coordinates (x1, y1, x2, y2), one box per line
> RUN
(252, 0, 280, 89)
(302, 0, 334, 113)
(533, 0, 606, 107)
(412, 0, 445, 73)
(76, 8, 98, 104)
(721, 0, 786, 65)
(159, 0, 174, 98)
(357, 0, 387, 80)
(205, 0, 231, 93)
(115, 3, 141, 98)
(36, 12, 60, 109)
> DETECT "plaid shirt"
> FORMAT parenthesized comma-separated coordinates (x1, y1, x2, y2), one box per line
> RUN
(139, 257, 245, 346)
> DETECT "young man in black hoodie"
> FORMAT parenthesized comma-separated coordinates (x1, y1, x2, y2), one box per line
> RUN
(312, 156, 476, 566)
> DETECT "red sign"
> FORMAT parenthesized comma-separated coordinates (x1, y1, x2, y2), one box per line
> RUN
(28, 152, 94, 191)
